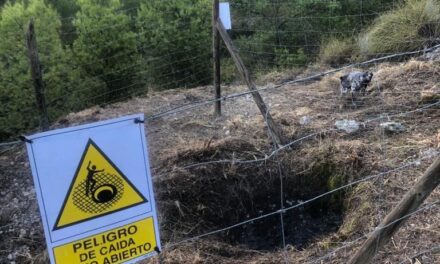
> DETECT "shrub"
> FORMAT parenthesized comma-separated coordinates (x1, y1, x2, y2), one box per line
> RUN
(319, 37, 359, 66)
(275, 48, 308, 69)
(73, 0, 142, 103)
(359, 0, 440, 55)
(220, 58, 240, 84)
(0, 0, 90, 140)
(136, 0, 211, 90)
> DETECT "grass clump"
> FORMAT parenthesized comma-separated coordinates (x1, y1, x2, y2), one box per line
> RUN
(359, 0, 440, 55)
(319, 37, 359, 66)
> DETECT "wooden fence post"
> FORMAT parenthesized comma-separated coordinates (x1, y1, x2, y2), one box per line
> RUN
(26, 19, 49, 131)
(216, 20, 286, 146)
(348, 156, 440, 264)
(213, 0, 221, 116)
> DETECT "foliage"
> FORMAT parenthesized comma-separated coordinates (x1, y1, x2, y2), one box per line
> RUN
(73, 0, 142, 103)
(0, 0, 425, 140)
(275, 48, 307, 69)
(136, 0, 211, 89)
(0, 0, 90, 139)
(359, 0, 440, 55)
(220, 58, 240, 84)
(230, 0, 397, 71)
(46, 0, 79, 46)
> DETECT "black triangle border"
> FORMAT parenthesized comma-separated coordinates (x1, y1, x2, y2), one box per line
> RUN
(53, 138, 148, 231)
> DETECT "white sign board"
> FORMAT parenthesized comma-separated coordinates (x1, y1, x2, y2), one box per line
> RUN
(220, 2, 232, 30)
(25, 114, 160, 264)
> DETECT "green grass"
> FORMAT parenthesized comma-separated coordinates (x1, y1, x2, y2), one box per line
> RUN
(359, 0, 440, 55)
(319, 0, 440, 66)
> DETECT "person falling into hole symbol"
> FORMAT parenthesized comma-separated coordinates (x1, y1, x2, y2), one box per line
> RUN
(86, 161, 104, 197)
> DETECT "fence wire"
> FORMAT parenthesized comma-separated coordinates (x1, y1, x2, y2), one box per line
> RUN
(1, 2, 439, 263)
(164, 155, 434, 250)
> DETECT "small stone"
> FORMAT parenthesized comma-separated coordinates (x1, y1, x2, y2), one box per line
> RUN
(421, 148, 439, 159)
(335, 119, 359, 133)
(7, 254, 13, 260)
(19, 229, 26, 238)
(299, 116, 311, 126)
(380, 122, 406, 133)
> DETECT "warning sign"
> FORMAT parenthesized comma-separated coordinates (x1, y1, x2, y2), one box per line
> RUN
(24, 114, 160, 264)
(53, 217, 156, 264)
(54, 139, 147, 230)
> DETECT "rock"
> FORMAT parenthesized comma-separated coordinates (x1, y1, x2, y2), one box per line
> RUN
(421, 46, 440, 61)
(421, 148, 439, 159)
(299, 116, 311, 126)
(380, 122, 406, 133)
(335, 119, 360, 133)
(19, 229, 26, 238)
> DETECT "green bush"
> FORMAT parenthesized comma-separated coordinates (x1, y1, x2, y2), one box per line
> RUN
(0, 0, 90, 140)
(319, 37, 359, 66)
(359, 0, 440, 55)
(73, 0, 142, 103)
(220, 58, 240, 84)
(136, 0, 211, 90)
(275, 48, 308, 69)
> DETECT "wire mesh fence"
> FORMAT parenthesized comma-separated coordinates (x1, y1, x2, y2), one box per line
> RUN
(0, 0, 439, 263)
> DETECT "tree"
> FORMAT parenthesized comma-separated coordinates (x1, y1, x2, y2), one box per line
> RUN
(231, 0, 397, 71)
(136, 0, 212, 89)
(0, 0, 91, 140)
(46, 0, 80, 46)
(73, 0, 143, 103)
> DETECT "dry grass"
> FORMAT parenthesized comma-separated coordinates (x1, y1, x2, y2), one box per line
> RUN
(359, 0, 440, 55)
(1, 57, 439, 263)
(319, 37, 360, 66)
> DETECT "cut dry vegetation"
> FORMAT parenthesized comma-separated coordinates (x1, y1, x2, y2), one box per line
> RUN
(0, 56, 439, 263)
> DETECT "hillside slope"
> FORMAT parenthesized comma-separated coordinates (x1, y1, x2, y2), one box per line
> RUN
(0, 57, 439, 263)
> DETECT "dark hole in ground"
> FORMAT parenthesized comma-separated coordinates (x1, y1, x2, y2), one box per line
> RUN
(157, 140, 362, 251)
(224, 202, 343, 250)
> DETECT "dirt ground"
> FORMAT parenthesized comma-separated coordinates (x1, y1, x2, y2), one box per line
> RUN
(0, 57, 439, 263)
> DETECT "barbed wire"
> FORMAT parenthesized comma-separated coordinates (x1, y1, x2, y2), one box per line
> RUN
(146, 43, 440, 121)
(305, 236, 366, 264)
(1, 42, 439, 147)
(230, 12, 381, 20)
(1, 3, 438, 263)
(163, 155, 435, 250)
(0, 50, 211, 119)
(306, 200, 440, 264)
(179, 101, 439, 171)
(397, 245, 440, 264)
(236, 45, 438, 58)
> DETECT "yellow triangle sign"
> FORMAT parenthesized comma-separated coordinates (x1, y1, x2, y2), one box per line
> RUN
(53, 139, 147, 230)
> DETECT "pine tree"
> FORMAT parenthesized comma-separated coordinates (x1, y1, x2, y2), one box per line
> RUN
(136, 0, 212, 89)
(0, 0, 90, 139)
(73, 0, 143, 103)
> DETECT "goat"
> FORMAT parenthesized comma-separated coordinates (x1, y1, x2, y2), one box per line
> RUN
(340, 71, 373, 106)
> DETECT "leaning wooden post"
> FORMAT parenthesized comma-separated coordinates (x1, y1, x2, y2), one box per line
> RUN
(26, 19, 49, 131)
(348, 156, 440, 264)
(216, 20, 286, 146)
(213, 0, 221, 116)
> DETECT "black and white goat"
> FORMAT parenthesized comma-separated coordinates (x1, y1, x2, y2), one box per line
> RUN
(340, 71, 373, 106)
